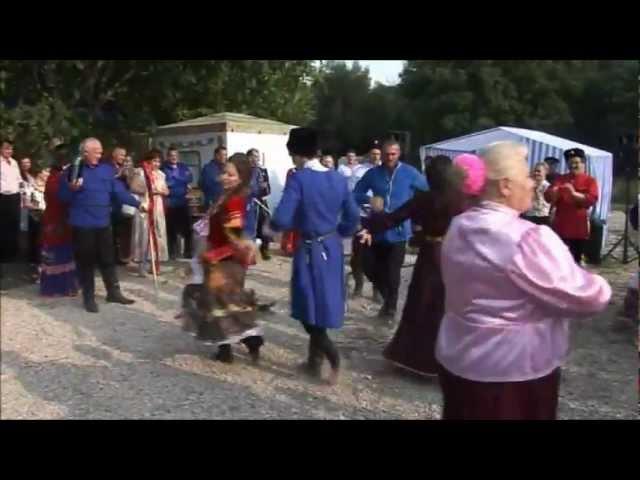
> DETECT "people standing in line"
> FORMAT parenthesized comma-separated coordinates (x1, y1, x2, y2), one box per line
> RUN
(248, 148, 273, 260)
(105, 145, 135, 265)
(0, 139, 22, 265)
(358, 154, 484, 377)
(522, 161, 552, 226)
(349, 141, 382, 298)
(544, 148, 599, 265)
(129, 150, 170, 277)
(39, 143, 79, 297)
(18, 157, 45, 277)
(200, 146, 228, 209)
(58, 137, 144, 313)
(183, 153, 264, 364)
(353, 140, 428, 320)
(435, 141, 611, 420)
(162, 145, 194, 260)
(270, 127, 360, 385)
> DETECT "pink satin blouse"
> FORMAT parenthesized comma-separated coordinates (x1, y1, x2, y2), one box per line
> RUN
(435, 201, 611, 383)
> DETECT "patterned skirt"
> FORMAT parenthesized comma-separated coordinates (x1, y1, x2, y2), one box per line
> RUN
(182, 260, 263, 347)
(39, 243, 79, 297)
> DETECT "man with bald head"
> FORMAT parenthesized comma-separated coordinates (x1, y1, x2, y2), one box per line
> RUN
(59, 138, 144, 313)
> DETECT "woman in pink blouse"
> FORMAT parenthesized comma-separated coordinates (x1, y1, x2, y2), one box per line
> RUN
(435, 141, 612, 420)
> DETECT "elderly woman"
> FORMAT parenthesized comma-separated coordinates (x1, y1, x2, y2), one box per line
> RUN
(435, 141, 612, 420)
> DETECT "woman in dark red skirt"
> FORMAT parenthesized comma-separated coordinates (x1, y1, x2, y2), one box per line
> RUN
(358, 155, 480, 377)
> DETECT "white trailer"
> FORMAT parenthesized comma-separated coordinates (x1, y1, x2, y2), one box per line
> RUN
(152, 112, 297, 209)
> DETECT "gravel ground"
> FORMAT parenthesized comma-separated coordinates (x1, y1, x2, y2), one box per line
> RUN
(1, 211, 637, 420)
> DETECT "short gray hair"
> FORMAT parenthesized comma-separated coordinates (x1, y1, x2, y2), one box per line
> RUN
(80, 137, 102, 153)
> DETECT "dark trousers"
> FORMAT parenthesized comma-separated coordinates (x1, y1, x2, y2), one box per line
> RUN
(562, 238, 587, 264)
(72, 226, 121, 301)
(255, 199, 271, 252)
(302, 323, 340, 371)
(350, 236, 366, 290)
(371, 241, 407, 311)
(112, 213, 133, 262)
(166, 204, 193, 258)
(0, 193, 20, 263)
(27, 215, 41, 265)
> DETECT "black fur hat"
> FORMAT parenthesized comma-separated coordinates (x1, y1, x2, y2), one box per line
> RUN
(563, 148, 586, 161)
(286, 127, 319, 158)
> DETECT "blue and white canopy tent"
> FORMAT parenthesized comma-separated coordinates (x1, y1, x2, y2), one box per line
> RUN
(420, 126, 614, 252)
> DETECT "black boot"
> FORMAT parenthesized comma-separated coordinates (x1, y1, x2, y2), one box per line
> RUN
(106, 290, 135, 305)
(84, 296, 99, 313)
(242, 336, 264, 364)
(298, 339, 323, 379)
(214, 344, 234, 363)
(102, 267, 135, 305)
(78, 264, 98, 313)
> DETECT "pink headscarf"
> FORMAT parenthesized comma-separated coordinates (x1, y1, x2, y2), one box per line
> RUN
(454, 153, 486, 196)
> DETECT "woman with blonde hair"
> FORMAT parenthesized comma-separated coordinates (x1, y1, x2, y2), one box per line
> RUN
(435, 141, 611, 420)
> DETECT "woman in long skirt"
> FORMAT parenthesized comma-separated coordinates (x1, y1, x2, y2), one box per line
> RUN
(181, 153, 264, 364)
(129, 150, 169, 276)
(358, 154, 484, 377)
(39, 144, 79, 297)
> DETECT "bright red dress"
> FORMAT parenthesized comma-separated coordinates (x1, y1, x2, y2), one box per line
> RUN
(203, 194, 255, 268)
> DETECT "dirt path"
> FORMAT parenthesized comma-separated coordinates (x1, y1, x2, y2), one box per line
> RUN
(1, 212, 637, 419)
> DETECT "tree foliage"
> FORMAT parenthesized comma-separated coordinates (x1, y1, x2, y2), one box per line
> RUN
(1, 59, 636, 174)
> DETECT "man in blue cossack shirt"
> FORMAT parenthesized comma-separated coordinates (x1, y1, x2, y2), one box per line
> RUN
(199, 146, 227, 209)
(59, 137, 144, 313)
(162, 145, 194, 259)
(353, 139, 428, 320)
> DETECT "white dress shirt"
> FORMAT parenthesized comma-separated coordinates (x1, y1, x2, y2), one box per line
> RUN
(0, 157, 21, 195)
